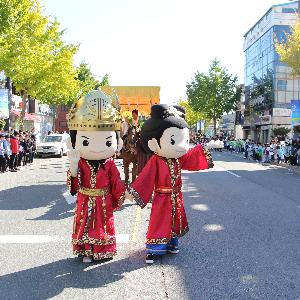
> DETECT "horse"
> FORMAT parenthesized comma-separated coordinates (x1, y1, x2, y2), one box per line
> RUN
(121, 124, 140, 184)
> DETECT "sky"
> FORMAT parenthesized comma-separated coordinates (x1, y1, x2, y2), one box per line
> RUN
(41, 0, 295, 104)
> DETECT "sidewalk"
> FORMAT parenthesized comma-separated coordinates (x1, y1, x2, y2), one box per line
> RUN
(221, 150, 300, 175)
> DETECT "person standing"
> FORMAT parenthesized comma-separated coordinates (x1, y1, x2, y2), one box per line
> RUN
(0, 134, 7, 173)
(9, 131, 19, 172)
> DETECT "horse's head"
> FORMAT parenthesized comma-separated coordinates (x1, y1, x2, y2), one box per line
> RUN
(123, 124, 140, 153)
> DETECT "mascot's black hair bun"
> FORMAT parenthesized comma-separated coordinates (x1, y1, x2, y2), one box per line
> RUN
(150, 104, 186, 120)
(140, 104, 188, 154)
(150, 104, 169, 119)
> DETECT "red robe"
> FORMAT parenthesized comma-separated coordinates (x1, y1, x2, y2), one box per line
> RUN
(130, 145, 213, 247)
(67, 158, 125, 260)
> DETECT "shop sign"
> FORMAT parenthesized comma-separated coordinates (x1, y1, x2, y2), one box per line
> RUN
(273, 108, 291, 117)
(0, 89, 9, 119)
(291, 100, 300, 126)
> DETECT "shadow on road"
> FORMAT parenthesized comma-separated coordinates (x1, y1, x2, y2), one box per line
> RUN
(0, 250, 145, 300)
(0, 184, 74, 221)
(159, 169, 300, 299)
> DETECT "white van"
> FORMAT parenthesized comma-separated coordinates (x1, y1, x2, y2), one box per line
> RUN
(36, 133, 69, 158)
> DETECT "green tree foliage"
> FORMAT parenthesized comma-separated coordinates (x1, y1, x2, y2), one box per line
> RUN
(178, 100, 206, 127)
(0, 119, 6, 130)
(271, 127, 291, 138)
(0, 0, 79, 127)
(276, 21, 300, 75)
(186, 59, 241, 135)
(77, 62, 109, 97)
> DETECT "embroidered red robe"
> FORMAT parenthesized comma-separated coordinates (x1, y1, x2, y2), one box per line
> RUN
(67, 158, 125, 260)
(130, 145, 213, 247)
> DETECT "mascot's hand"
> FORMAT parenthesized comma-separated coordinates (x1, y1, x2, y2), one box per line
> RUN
(67, 149, 80, 177)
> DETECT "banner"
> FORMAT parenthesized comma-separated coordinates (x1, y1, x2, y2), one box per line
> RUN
(0, 89, 9, 119)
(291, 100, 300, 126)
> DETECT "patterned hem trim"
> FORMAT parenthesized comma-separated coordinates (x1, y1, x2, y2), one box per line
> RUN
(114, 191, 126, 211)
(93, 251, 116, 260)
(128, 185, 145, 207)
(146, 238, 170, 245)
(67, 170, 72, 189)
(203, 147, 214, 168)
(72, 237, 116, 246)
(73, 250, 116, 260)
(146, 227, 189, 244)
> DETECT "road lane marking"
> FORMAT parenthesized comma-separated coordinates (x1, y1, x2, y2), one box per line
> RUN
(225, 170, 241, 178)
(131, 206, 142, 242)
(203, 224, 224, 232)
(116, 234, 129, 243)
(0, 235, 60, 244)
(0, 234, 130, 244)
(191, 204, 210, 211)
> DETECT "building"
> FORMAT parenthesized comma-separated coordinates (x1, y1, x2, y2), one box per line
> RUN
(54, 104, 68, 133)
(243, 1, 299, 143)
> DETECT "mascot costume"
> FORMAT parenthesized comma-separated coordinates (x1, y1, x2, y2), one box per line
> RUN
(66, 90, 125, 263)
(129, 104, 220, 264)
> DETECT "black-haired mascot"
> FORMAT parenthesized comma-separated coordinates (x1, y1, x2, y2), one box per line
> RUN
(129, 104, 219, 264)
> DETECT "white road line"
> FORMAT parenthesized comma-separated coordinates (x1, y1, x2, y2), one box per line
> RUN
(0, 235, 60, 244)
(225, 170, 241, 178)
(116, 234, 130, 243)
(0, 234, 130, 244)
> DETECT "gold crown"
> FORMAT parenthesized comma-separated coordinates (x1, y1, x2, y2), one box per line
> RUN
(67, 89, 121, 131)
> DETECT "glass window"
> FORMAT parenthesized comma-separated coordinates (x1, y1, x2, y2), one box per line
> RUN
(286, 80, 294, 91)
(277, 80, 287, 91)
(277, 91, 286, 103)
(282, 8, 298, 13)
(59, 121, 68, 127)
(286, 91, 294, 102)
(44, 136, 62, 142)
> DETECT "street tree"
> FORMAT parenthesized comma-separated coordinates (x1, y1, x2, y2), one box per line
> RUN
(272, 127, 291, 140)
(0, 0, 79, 128)
(276, 21, 300, 75)
(177, 100, 206, 128)
(186, 59, 241, 135)
(77, 62, 109, 97)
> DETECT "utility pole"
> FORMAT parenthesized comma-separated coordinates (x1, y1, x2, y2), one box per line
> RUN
(5, 77, 12, 131)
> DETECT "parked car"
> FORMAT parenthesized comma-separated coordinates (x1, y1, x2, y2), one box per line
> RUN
(36, 133, 69, 158)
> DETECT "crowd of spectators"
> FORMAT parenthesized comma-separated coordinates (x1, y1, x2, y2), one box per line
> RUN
(0, 128, 37, 173)
(224, 136, 300, 166)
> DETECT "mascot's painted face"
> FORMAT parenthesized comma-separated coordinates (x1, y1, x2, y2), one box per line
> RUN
(72, 130, 122, 160)
(148, 127, 189, 159)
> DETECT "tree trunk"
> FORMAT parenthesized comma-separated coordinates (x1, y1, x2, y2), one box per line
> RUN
(20, 92, 27, 131)
(213, 118, 217, 136)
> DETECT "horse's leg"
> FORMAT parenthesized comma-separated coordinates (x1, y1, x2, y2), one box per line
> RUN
(131, 154, 138, 182)
(123, 156, 130, 184)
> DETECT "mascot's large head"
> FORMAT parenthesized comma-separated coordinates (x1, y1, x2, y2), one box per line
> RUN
(67, 89, 123, 160)
(141, 104, 189, 159)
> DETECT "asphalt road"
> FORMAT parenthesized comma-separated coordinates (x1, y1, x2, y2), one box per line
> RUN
(0, 152, 299, 300)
